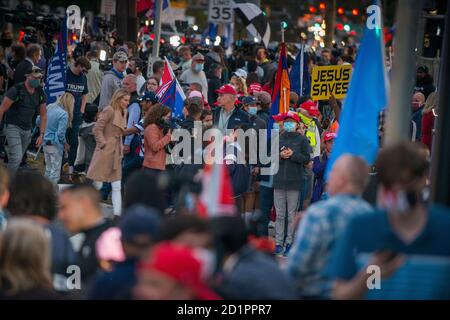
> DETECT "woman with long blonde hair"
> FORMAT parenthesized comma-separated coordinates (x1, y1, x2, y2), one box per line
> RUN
(43, 92, 74, 185)
(87, 88, 129, 217)
(230, 75, 248, 97)
(421, 91, 438, 151)
(0, 218, 60, 299)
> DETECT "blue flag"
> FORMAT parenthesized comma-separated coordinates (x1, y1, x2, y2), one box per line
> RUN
(289, 44, 310, 97)
(45, 15, 67, 104)
(159, 79, 184, 117)
(326, 18, 388, 178)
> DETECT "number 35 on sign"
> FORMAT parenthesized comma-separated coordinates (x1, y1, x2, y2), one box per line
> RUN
(208, 0, 233, 24)
(311, 65, 352, 100)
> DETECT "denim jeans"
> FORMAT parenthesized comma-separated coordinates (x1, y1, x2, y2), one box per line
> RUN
(43, 145, 63, 185)
(259, 185, 274, 236)
(122, 153, 143, 184)
(68, 114, 83, 167)
(5, 124, 31, 176)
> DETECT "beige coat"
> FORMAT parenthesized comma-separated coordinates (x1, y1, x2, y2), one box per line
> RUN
(87, 106, 127, 182)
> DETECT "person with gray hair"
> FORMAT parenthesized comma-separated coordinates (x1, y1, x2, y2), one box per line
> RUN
(286, 154, 373, 299)
(179, 53, 208, 98)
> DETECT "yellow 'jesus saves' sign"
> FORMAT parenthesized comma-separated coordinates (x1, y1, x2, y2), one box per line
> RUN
(311, 65, 352, 100)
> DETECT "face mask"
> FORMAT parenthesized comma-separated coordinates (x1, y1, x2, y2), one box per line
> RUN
(194, 63, 204, 73)
(193, 248, 217, 280)
(28, 79, 41, 88)
(248, 106, 258, 115)
(380, 190, 417, 214)
(284, 122, 296, 132)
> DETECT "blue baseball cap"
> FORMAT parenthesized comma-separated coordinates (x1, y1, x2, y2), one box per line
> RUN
(139, 91, 159, 104)
(119, 205, 162, 246)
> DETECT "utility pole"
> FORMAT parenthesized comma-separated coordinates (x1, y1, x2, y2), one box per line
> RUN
(430, 0, 450, 206)
(116, 0, 128, 41)
(148, 0, 163, 77)
(127, 0, 138, 43)
(383, 0, 423, 145)
(324, 0, 336, 48)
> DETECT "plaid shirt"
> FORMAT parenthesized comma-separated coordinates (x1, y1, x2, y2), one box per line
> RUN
(286, 194, 373, 298)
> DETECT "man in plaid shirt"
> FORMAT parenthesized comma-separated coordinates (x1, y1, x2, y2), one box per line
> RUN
(286, 154, 374, 299)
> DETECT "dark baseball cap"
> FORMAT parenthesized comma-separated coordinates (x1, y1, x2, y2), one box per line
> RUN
(119, 205, 162, 246)
(139, 91, 159, 104)
(241, 96, 258, 105)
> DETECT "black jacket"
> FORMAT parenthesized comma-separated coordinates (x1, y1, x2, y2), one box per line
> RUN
(415, 75, 435, 99)
(212, 107, 251, 130)
(207, 74, 222, 106)
(273, 132, 311, 190)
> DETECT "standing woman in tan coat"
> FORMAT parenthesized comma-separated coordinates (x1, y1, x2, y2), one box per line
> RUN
(87, 88, 129, 217)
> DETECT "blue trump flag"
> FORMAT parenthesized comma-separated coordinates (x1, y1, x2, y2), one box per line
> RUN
(159, 79, 184, 117)
(289, 44, 310, 97)
(45, 15, 68, 104)
(326, 17, 389, 178)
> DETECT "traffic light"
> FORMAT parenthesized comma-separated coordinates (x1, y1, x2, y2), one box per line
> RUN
(319, 3, 326, 10)
(344, 24, 351, 32)
(352, 9, 359, 16)
(336, 23, 344, 31)
(281, 21, 288, 29)
(337, 7, 344, 15)
(309, 6, 317, 13)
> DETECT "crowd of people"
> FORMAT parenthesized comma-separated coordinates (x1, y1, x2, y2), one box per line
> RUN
(0, 20, 449, 300)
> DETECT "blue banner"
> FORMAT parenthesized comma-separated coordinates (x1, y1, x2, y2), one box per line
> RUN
(326, 14, 389, 179)
(289, 44, 311, 97)
(45, 15, 68, 104)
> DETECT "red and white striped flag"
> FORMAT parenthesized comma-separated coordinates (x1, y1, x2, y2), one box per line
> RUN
(197, 163, 236, 218)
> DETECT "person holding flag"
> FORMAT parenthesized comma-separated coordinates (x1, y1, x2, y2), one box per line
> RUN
(156, 57, 186, 118)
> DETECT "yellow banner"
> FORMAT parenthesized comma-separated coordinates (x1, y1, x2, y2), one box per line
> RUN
(310, 65, 352, 100)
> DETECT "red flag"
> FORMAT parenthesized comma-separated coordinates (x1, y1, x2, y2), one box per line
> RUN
(197, 162, 236, 218)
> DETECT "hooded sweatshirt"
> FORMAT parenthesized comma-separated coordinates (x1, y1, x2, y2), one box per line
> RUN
(98, 69, 124, 110)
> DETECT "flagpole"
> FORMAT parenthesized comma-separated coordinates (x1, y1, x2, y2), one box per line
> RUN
(299, 42, 304, 97)
(148, 0, 163, 77)
(281, 25, 286, 110)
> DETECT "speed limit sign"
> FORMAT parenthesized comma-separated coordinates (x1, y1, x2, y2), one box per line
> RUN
(208, 0, 234, 24)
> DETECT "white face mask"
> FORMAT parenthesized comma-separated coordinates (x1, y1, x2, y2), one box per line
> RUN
(193, 248, 217, 280)
(379, 190, 411, 214)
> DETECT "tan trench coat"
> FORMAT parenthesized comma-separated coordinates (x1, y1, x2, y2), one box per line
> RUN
(87, 106, 127, 182)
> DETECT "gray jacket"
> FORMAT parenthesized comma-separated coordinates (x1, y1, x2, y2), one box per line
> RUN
(273, 132, 311, 190)
(98, 70, 122, 110)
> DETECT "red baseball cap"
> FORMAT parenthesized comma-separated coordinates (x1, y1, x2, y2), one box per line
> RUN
(272, 112, 286, 122)
(248, 83, 262, 95)
(215, 84, 237, 95)
(283, 111, 301, 123)
(300, 100, 320, 117)
(324, 132, 337, 142)
(138, 242, 221, 300)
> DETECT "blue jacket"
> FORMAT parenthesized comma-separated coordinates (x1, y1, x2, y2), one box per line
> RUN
(212, 106, 250, 130)
(312, 152, 328, 203)
(88, 258, 137, 300)
(43, 102, 68, 153)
